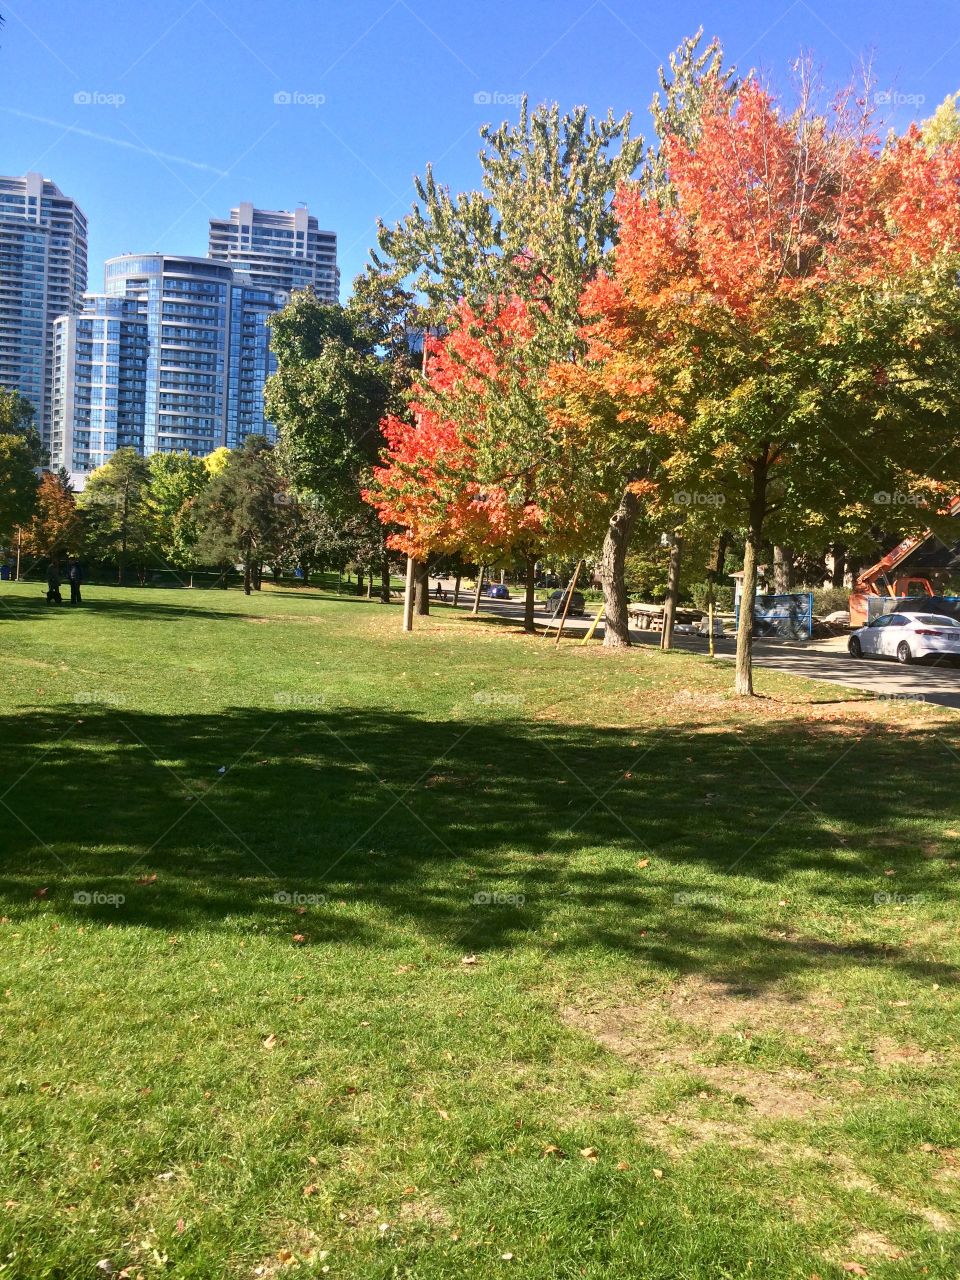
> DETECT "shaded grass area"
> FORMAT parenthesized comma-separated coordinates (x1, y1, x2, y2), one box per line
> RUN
(0, 582, 959, 1278)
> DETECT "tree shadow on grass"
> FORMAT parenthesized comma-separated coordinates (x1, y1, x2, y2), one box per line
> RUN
(0, 703, 957, 989)
(0, 589, 385, 627)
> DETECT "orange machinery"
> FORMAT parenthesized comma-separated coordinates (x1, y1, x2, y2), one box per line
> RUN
(849, 498, 960, 627)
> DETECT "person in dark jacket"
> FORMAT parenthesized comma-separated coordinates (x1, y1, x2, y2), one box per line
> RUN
(46, 562, 62, 605)
(68, 561, 82, 606)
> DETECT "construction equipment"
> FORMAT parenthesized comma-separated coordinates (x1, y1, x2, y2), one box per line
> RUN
(849, 498, 960, 626)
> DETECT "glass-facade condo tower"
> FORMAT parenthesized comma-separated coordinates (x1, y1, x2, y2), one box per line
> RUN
(52, 254, 286, 481)
(0, 172, 87, 448)
(208, 202, 339, 302)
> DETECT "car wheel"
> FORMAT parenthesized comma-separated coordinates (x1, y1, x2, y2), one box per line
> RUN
(848, 636, 862, 658)
(896, 640, 913, 665)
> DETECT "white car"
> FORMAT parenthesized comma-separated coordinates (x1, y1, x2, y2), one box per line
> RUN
(848, 612, 960, 664)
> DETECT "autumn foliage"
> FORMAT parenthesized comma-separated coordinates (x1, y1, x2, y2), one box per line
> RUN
(557, 76, 960, 687)
(365, 297, 601, 562)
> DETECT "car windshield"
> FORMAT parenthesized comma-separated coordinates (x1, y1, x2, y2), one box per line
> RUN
(915, 615, 960, 628)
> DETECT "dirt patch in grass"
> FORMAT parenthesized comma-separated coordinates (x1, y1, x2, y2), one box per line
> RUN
(398, 1196, 452, 1229)
(841, 1229, 908, 1261)
(563, 978, 836, 1129)
(868, 1038, 936, 1068)
(564, 975, 837, 1050)
(917, 1207, 954, 1232)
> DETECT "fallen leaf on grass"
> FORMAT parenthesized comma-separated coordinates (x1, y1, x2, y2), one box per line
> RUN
(636, 859, 650, 869)
(841, 1265, 868, 1277)
(136, 874, 157, 885)
(652, 1168, 664, 1179)
(175, 1218, 185, 1234)
(292, 934, 307, 944)
(501, 1253, 514, 1261)
(262, 1033, 277, 1050)
(461, 954, 479, 966)
(303, 1184, 318, 1197)
(542, 1144, 567, 1159)
(616, 1161, 630, 1171)
(579, 1147, 599, 1162)
(32, 887, 48, 899)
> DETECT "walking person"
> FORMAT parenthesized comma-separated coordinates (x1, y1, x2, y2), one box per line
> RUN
(68, 560, 83, 606)
(45, 562, 62, 605)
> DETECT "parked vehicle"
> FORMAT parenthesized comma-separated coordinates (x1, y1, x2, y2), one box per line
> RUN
(848, 612, 960, 664)
(486, 583, 510, 599)
(545, 588, 586, 617)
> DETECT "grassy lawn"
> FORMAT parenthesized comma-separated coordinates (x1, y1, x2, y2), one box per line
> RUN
(0, 580, 958, 1279)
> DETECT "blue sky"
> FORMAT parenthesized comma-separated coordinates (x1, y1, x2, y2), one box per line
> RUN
(2, 0, 958, 297)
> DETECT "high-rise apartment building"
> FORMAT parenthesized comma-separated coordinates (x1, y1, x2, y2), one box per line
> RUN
(0, 172, 88, 448)
(52, 254, 286, 480)
(208, 202, 339, 302)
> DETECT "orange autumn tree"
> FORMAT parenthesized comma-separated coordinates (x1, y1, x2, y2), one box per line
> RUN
(558, 74, 960, 691)
(366, 298, 607, 631)
(19, 471, 82, 570)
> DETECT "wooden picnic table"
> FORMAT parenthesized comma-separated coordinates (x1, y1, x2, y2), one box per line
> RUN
(628, 603, 706, 631)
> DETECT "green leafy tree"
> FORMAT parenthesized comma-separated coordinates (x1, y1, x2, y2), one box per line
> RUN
(0, 435, 40, 547)
(148, 451, 210, 572)
(266, 293, 408, 601)
(195, 435, 286, 595)
(923, 90, 960, 149)
(79, 449, 156, 585)
(0, 387, 44, 544)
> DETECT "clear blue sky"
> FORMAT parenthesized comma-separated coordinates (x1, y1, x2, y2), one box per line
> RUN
(2, 0, 958, 297)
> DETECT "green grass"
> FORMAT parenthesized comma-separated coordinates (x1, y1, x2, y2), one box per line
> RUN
(0, 581, 958, 1279)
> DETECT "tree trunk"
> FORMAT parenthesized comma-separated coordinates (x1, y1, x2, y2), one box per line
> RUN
(380, 554, 391, 604)
(735, 455, 768, 696)
(415, 560, 430, 615)
(453, 570, 462, 607)
(773, 545, 794, 593)
(601, 485, 640, 647)
(402, 556, 416, 631)
(472, 566, 486, 615)
(660, 536, 682, 651)
(523, 554, 537, 633)
(357, 569, 364, 592)
(254, 562, 263, 591)
(243, 554, 252, 596)
(830, 544, 846, 589)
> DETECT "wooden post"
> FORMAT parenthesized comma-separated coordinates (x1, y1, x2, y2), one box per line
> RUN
(471, 566, 486, 615)
(660, 535, 682, 651)
(554, 559, 584, 647)
(402, 555, 416, 632)
(14, 527, 22, 581)
(708, 595, 716, 659)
